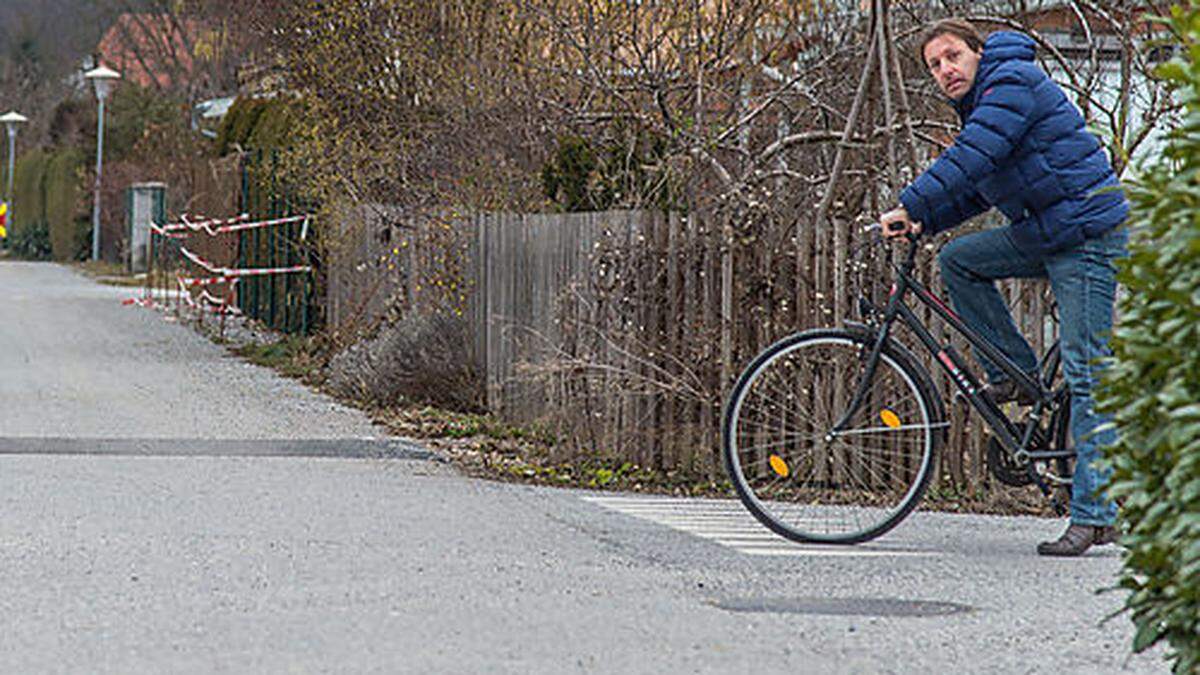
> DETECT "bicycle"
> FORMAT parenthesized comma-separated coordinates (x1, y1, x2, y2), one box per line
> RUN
(721, 225, 1073, 544)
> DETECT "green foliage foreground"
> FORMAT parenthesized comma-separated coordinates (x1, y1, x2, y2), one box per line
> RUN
(1098, 4, 1200, 672)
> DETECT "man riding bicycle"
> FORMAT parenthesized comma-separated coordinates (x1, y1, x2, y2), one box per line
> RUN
(878, 19, 1127, 556)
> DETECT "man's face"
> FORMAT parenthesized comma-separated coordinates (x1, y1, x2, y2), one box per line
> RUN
(923, 33, 981, 101)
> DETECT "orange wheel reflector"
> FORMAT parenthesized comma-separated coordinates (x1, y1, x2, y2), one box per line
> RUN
(769, 455, 790, 478)
(880, 409, 902, 429)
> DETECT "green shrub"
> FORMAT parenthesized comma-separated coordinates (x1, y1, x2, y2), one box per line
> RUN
(540, 134, 597, 212)
(246, 98, 294, 150)
(215, 96, 263, 155)
(99, 85, 180, 163)
(12, 148, 48, 242)
(540, 127, 679, 212)
(44, 148, 87, 261)
(215, 97, 294, 156)
(47, 98, 91, 147)
(10, 147, 86, 261)
(8, 220, 51, 260)
(1098, 5, 1200, 672)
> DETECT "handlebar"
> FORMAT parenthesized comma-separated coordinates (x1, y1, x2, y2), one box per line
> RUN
(860, 222, 922, 273)
(863, 222, 920, 243)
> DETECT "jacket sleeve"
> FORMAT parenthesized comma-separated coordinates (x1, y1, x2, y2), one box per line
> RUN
(933, 187, 990, 232)
(900, 69, 1037, 234)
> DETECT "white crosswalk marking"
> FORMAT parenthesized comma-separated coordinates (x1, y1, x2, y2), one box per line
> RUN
(582, 495, 939, 558)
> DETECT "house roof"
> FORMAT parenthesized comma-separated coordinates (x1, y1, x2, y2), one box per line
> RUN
(95, 12, 200, 90)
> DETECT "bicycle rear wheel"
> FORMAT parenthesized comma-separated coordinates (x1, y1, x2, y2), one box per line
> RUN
(722, 328, 943, 544)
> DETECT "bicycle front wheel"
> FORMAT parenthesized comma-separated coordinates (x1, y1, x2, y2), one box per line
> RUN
(722, 328, 942, 544)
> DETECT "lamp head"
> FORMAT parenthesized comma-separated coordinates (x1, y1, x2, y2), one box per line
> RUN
(84, 65, 121, 101)
(0, 111, 27, 136)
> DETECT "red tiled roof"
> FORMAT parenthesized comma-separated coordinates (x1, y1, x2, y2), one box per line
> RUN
(95, 13, 199, 89)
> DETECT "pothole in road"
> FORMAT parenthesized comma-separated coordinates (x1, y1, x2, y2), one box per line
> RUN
(712, 596, 973, 617)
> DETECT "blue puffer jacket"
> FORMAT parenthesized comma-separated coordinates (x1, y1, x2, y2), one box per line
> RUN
(898, 31, 1127, 254)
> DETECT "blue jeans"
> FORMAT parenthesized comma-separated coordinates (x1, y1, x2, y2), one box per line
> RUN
(938, 225, 1127, 526)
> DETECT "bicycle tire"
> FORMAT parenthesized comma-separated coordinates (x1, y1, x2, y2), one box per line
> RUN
(722, 328, 944, 544)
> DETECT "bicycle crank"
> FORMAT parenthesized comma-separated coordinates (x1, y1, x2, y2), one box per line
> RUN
(986, 436, 1034, 487)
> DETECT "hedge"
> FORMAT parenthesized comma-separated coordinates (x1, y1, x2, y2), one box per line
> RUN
(11, 149, 48, 257)
(1098, 3, 1200, 672)
(215, 96, 294, 156)
(44, 148, 87, 261)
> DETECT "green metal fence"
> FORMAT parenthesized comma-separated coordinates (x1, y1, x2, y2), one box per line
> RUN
(237, 150, 316, 335)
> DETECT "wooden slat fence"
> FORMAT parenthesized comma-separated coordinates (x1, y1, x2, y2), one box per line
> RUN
(327, 208, 1056, 490)
(325, 204, 475, 336)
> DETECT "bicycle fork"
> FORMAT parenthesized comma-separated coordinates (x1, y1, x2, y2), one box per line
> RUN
(829, 320, 897, 435)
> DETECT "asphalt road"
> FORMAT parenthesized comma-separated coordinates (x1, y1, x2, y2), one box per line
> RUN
(0, 260, 1168, 673)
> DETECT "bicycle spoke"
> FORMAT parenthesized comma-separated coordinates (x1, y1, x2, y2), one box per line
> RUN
(832, 422, 950, 436)
(734, 434, 825, 455)
(744, 384, 820, 420)
(733, 400, 818, 431)
(724, 331, 937, 544)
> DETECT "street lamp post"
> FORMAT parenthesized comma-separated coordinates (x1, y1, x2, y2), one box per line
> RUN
(0, 111, 26, 244)
(0, 111, 26, 203)
(84, 65, 120, 262)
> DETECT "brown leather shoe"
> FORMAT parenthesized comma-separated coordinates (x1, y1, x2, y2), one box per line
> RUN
(1094, 525, 1120, 546)
(1037, 523, 1118, 556)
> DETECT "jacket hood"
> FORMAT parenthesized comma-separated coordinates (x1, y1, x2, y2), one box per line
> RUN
(954, 31, 1037, 117)
(980, 31, 1037, 66)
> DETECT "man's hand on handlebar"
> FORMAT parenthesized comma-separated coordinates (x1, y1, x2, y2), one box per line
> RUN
(879, 206, 923, 240)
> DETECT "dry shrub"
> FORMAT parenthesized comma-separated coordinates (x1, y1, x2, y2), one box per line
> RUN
(326, 307, 482, 412)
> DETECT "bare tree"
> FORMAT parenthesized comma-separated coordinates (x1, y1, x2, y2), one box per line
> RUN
(512, 0, 1180, 478)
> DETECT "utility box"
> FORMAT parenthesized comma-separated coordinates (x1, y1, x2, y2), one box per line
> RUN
(127, 182, 166, 273)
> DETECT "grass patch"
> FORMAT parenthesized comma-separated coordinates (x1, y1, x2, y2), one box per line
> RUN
(231, 336, 322, 382)
(369, 403, 730, 495)
(921, 479, 1056, 517)
(378, 405, 556, 443)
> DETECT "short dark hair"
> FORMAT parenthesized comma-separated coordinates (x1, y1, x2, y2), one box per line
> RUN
(918, 19, 985, 65)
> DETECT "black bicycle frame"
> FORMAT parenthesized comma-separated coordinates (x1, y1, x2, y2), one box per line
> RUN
(834, 237, 1064, 459)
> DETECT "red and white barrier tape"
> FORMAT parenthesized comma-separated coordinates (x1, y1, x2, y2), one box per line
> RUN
(178, 275, 242, 288)
(180, 293, 243, 315)
(160, 213, 251, 236)
(149, 222, 188, 239)
(215, 214, 309, 236)
(180, 245, 312, 279)
(178, 246, 222, 274)
(198, 289, 242, 312)
(175, 276, 242, 315)
(153, 213, 309, 238)
(220, 264, 312, 278)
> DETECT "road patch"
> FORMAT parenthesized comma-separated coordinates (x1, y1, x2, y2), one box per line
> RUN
(0, 437, 434, 459)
